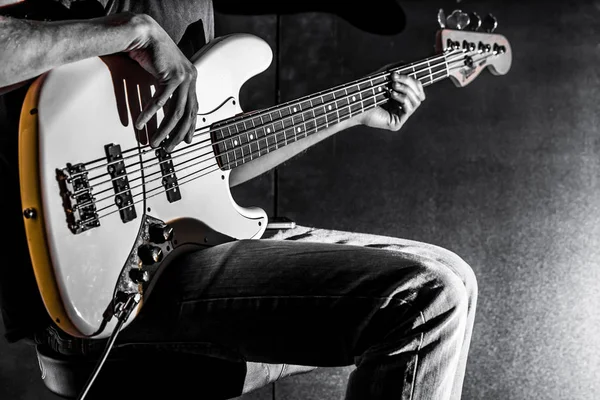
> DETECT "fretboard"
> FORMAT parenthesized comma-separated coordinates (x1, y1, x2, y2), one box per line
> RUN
(211, 50, 459, 170)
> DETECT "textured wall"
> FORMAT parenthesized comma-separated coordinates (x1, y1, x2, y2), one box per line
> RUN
(232, 0, 600, 399)
(2, 0, 600, 399)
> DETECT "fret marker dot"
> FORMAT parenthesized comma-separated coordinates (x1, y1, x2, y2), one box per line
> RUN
(293, 107, 297, 112)
(234, 140, 239, 146)
(250, 134, 254, 140)
(352, 96, 356, 101)
(378, 87, 382, 92)
(328, 105, 332, 110)
(297, 127, 302, 133)
(267, 128, 271, 133)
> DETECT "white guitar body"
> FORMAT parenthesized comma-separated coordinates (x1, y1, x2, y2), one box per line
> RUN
(20, 34, 272, 338)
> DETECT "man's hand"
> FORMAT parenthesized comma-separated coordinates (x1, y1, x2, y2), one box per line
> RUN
(127, 14, 198, 152)
(0, 12, 198, 152)
(360, 72, 425, 132)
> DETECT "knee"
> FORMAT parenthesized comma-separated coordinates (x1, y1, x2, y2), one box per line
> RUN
(433, 245, 477, 306)
(377, 260, 471, 346)
(387, 254, 473, 323)
(426, 262, 471, 318)
(401, 242, 478, 310)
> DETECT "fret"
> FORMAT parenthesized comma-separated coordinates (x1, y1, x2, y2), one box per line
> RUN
(322, 92, 336, 127)
(349, 84, 363, 116)
(334, 89, 349, 122)
(344, 87, 352, 118)
(305, 99, 317, 135)
(299, 100, 312, 137)
(426, 59, 433, 85)
(334, 89, 348, 108)
(252, 116, 265, 156)
(226, 125, 242, 168)
(276, 110, 286, 147)
(292, 114, 304, 142)
(270, 116, 279, 151)
(300, 100, 312, 112)
(338, 103, 351, 122)
(262, 113, 277, 150)
(268, 110, 280, 125)
(371, 79, 380, 107)
(312, 96, 324, 107)
(315, 96, 328, 129)
(287, 104, 300, 143)
(430, 61, 447, 81)
(368, 77, 377, 102)
(361, 79, 376, 109)
(234, 122, 251, 161)
(267, 110, 279, 151)
(373, 75, 387, 90)
(280, 107, 291, 118)
(256, 115, 269, 154)
(244, 119, 260, 158)
(338, 87, 351, 121)
(313, 96, 325, 117)
(232, 125, 245, 164)
(215, 128, 230, 168)
(344, 85, 359, 95)
(359, 81, 373, 109)
(284, 125, 296, 146)
(305, 108, 317, 133)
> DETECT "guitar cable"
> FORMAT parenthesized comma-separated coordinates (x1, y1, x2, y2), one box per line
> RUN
(75, 292, 141, 400)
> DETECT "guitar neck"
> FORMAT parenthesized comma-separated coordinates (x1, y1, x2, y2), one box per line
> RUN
(211, 51, 458, 170)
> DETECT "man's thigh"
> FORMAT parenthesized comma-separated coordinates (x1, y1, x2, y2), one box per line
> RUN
(119, 226, 462, 365)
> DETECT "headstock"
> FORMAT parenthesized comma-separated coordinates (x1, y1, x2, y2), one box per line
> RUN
(435, 9, 512, 87)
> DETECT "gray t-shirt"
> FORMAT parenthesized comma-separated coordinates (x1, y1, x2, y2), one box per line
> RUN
(47, 0, 214, 44)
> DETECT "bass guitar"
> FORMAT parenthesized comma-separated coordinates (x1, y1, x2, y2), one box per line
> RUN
(19, 16, 512, 339)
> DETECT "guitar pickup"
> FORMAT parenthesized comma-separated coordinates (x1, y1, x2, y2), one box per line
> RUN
(105, 143, 136, 223)
(156, 148, 181, 203)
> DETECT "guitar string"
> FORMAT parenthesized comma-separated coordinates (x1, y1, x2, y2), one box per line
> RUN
(75, 51, 493, 215)
(92, 72, 437, 221)
(74, 49, 467, 178)
(81, 54, 459, 202)
(73, 48, 473, 209)
(90, 92, 390, 220)
(83, 53, 494, 224)
(78, 52, 474, 208)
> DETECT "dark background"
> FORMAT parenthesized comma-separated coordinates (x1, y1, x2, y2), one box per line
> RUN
(2, 0, 600, 399)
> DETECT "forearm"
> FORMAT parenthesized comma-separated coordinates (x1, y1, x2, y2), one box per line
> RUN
(229, 116, 360, 187)
(0, 12, 148, 88)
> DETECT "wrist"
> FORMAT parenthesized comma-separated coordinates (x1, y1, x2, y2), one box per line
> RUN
(123, 12, 155, 51)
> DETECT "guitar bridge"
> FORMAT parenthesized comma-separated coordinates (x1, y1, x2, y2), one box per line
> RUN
(57, 163, 100, 234)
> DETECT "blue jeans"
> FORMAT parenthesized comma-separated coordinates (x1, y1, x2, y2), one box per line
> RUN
(41, 225, 477, 399)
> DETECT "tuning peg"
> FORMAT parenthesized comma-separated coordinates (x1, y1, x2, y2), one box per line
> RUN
(446, 9, 471, 30)
(480, 13, 498, 33)
(466, 12, 482, 31)
(437, 8, 446, 28)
